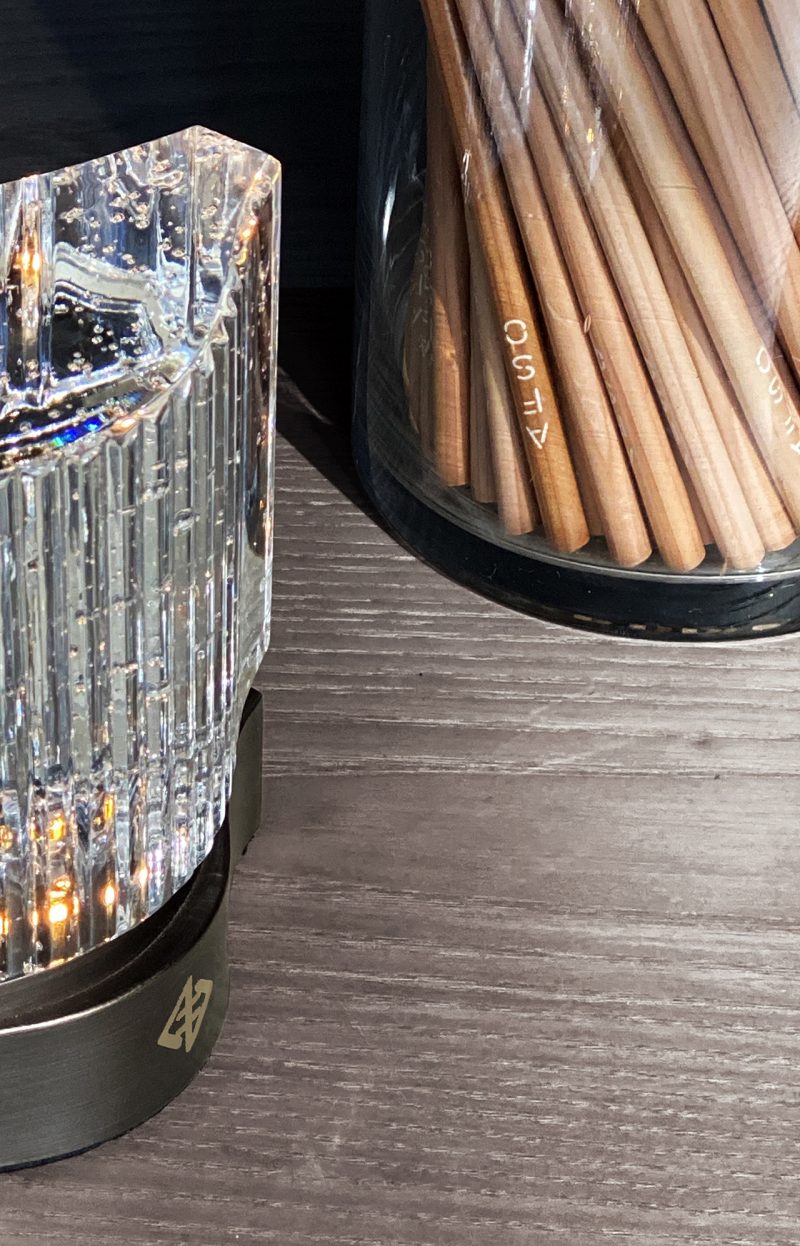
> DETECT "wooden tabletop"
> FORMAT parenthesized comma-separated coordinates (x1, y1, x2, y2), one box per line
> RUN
(2, 371, 800, 1243)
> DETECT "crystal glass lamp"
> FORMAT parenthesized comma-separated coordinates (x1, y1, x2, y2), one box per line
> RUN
(0, 127, 280, 1167)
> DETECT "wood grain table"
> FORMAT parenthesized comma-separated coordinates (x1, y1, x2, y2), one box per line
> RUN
(2, 371, 800, 1243)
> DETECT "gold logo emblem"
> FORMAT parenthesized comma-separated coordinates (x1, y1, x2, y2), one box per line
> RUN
(157, 976, 213, 1053)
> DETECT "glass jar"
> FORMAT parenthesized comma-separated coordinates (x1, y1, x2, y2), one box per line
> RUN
(355, 0, 800, 639)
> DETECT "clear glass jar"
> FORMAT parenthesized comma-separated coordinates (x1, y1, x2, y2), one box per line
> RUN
(355, 0, 800, 639)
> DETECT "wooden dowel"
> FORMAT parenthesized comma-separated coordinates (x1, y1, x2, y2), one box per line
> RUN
(504, 32, 705, 570)
(761, 0, 800, 114)
(707, 0, 800, 236)
(455, 0, 651, 567)
(636, 11, 773, 343)
(469, 265, 496, 504)
(470, 233, 538, 536)
(427, 56, 470, 487)
(541, 0, 800, 539)
(560, 0, 797, 525)
(679, 460, 714, 548)
(638, 0, 800, 372)
(569, 437, 605, 540)
(419, 0, 589, 554)
(619, 141, 796, 554)
(504, 0, 765, 571)
(636, 17, 800, 480)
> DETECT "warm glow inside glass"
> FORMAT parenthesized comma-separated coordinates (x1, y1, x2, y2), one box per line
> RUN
(0, 127, 280, 978)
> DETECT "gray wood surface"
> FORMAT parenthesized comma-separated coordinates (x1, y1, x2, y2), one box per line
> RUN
(1, 379, 799, 1242)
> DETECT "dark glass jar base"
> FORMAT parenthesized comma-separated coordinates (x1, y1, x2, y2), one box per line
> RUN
(353, 419, 800, 641)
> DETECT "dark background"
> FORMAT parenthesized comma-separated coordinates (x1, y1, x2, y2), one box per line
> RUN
(2, 0, 365, 289)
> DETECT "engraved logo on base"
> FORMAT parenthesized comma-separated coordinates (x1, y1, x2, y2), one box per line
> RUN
(158, 976, 214, 1053)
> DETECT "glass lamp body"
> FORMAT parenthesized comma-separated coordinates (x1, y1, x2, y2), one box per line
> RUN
(355, 0, 800, 638)
(0, 127, 280, 979)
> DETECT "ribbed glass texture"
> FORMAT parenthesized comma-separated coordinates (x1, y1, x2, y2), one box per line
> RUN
(0, 127, 280, 978)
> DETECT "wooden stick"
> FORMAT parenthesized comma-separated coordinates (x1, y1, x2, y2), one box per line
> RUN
(635, 10, 773, 343)
(469, 265, 496, 504)
(679, 460, 714, 548)
(487, 13, 703, 571)
(761, 0, 800, 114)
(504, 0, 765, 571)
(455, 0, 651, 567)
(427, 56, 470, 486)
(541, 0, 800, 537)
(637, 0, 800, 371)
(636, 16, 800, 482)
(707, 0, 800, 236)
(419, 0, 589, 554)
(470, 232, 538, 536)
(569, 438, 605, 539)
(618, 141, 797, 554)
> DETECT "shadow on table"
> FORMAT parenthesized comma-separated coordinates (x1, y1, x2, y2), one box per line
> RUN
(277, 288, 379, 522)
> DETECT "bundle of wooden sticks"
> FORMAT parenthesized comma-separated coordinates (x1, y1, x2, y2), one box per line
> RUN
(403, 0, 800, 572)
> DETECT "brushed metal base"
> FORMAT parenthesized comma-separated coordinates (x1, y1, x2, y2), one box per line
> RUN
(0, 689, 263, 1171)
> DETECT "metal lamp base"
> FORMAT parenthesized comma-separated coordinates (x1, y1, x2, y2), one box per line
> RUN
(0, 689, 263, 1171)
